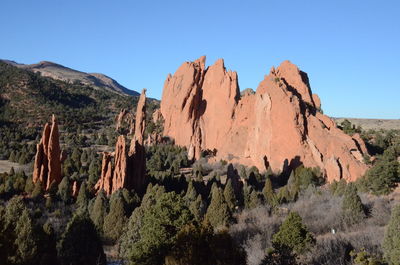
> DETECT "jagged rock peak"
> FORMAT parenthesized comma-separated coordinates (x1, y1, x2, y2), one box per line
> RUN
(95, 90, 147, 196)
(160, 57, 370, 182)
(33, 115, 63, 190)
(134, 88, 146, 145)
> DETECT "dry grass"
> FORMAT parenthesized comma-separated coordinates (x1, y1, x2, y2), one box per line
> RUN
(334, 117, 400, 130)
(0, 160, 31, 174)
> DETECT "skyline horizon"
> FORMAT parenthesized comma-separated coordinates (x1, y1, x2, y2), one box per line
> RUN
(1, 1, 399, 119)
(3, 55, 398, 120)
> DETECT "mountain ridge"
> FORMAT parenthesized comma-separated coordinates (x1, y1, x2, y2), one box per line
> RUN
(0, 59, 139, 96)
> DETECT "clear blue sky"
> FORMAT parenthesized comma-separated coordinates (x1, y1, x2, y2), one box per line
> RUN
(1, 0, 399, 119)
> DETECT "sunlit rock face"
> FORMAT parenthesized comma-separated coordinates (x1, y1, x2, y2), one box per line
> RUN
(160, 57, 369, 182)
(33, 115, 62, 190)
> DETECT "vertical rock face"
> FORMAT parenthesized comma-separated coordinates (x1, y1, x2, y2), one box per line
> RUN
(95, 152, 114, 195)
(95, 89, 147, 195)
(33, 115, 63, 190)
(47, 115, 62, 189)
(161, 56, 206, 159)
(152, 109, 163, 124)
(128, 88, 147, 193)
(160, 57, 370, 182)
(134, 89, 146, 145)
(112, 135, 128, 193)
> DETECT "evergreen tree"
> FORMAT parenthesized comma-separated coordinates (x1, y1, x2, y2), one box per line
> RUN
(120, 191, 193, 265)
(1, 197, 40, 265)
(243, 184, 252, 209)
(334, 178, 347, 196)
(76, 181, 89, 210)
(224, 179, 237, 211)
(263, 176, 276, 206)
(272, 212, 315, 255)
(362, 160, 399, 195)
(11, 208, 39, 265)
(90, 190, 108, 234)
(248, 189, 260, 209)
(24, 176, 35, 194)
(184, 180, 198, 203)
(383, 204, 400, 265)
(341, 183, 366, 227)
(189, 195, 206, 222)
(9, 151, 16, 162)
(165, 222, 246, 265)
(205, 187, 231, 228)
(58, 177, 71, 203)
(31, 180, 44, 200)
(103, 192, 127, 243)
(58, 214, 106, 265)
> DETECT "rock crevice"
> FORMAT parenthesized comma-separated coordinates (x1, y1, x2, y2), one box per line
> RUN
(33, 115, 63, 190)
(160, 57, 369, 182)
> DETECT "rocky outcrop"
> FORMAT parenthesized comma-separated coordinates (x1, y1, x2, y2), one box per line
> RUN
(144, 132, 162, 146)
(72, 181, 79, 198)
(95, 152, 114, 195)
(152, 109, 163, 124)
(33, 115, 63, 190)
(95, 89, 147, 195)
(160, 57, 370, 182)
(115, 109, 134, 134)
(134, 89, 146, 145)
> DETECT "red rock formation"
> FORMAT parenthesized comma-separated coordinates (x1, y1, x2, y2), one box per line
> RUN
(47, 115, 62, 189)
(112, 135, 128, 193)
(127, 88, 147, 193)
(134, 89, 146, 144)
(95, 89, 147, 195)
(152, 109, 163, 124)
(95, 152, 114, 195)
(160, 57, 369, 182)
(144, 132, 162, 146)
(115, 109, 135, 134)
(72, 181, 79, 198)
(33, 115, 63, 190)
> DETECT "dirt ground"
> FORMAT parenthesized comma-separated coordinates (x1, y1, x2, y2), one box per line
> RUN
(333, 118, 400, 131)
(0, 160, 31, 174)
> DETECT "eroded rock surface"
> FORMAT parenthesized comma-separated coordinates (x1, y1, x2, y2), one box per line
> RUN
(95, 89, 147, 195)
(33, 115, 63, 190)
(160, 57, 369, 182)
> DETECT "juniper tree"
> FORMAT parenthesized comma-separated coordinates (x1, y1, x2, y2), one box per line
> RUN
(383, 204, 400, 265)
(90, 190, 108, 234)
(76, 181, 89, 210)
(341, 183, 366, 227)
(262, 176, 276, 206)
(272, 211, 315, 255)
(58, 214, 106, 265)
(205, 187, 231, 228)
(103, 192, 127, 243)
(224, 179, 237, 211)
(58, 177, 71, 203)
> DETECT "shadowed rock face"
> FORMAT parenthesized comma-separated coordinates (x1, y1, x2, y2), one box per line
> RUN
(95, 89, 147, 195)
(33, 115, 63, 190)
(160, 57, 369, 182)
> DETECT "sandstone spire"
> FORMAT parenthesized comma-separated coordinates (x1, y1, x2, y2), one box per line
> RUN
(95, 89, 147, 195)
(33, 115, 63, 190)
(134, 89, 146, 144)
(94, 152, 114, 195)
(160, 57, 370, 182)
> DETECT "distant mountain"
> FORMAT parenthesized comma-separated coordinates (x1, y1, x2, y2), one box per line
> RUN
(0, 59, 139, 96)
(333, 117, 400, 131)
